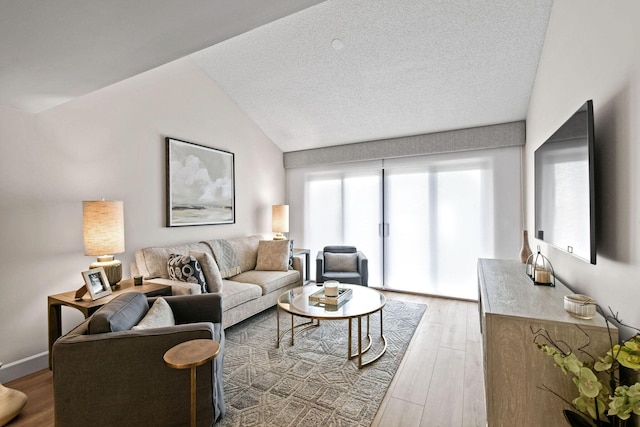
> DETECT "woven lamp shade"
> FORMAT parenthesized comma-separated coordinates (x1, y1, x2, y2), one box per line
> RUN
(272, 205, 289, 240)
(83, 200, 125, 286)
(83, 201, 125, 255)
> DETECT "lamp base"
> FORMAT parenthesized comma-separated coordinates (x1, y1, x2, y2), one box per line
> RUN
(89, 256, 122, 287)
(273, 233, 286, 240)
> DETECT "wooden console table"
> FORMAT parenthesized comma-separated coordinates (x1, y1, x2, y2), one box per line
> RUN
(478, 259, 617, 427)
(48, 279, 171, 369)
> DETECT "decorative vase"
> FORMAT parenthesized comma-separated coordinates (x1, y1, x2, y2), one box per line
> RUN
(519, 230, 533, 263)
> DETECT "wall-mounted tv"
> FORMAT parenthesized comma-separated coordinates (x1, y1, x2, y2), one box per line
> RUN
(534, 100, 596, 264)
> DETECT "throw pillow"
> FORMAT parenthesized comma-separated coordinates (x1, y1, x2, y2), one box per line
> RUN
(190, 251, 224, 293)
(255, 240, 289, 271)
(324, 252, 358, 272)
(167, 253, 207, 293)
(88, 292, 149, 334)
(287, 240, 294, 270)
(132, 297, 175, 330)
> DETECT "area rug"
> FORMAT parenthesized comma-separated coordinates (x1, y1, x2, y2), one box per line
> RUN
(218, 299, 427, 427)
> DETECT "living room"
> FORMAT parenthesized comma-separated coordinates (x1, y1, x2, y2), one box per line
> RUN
(1, 1, 639, 426)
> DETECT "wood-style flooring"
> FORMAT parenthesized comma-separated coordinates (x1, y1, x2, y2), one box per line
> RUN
(5, 291, 486, 426)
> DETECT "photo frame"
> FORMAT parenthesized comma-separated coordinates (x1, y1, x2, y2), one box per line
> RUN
(82, 267, 112, 301)
(166, 137, 235, 227)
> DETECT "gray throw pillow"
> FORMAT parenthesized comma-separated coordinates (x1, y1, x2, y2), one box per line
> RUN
(167, 254, 207, 293)
(325, 252, 358, 272)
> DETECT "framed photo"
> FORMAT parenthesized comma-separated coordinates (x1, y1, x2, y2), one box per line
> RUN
(82, 268, 112, 301)
(166, 138, 235, 227)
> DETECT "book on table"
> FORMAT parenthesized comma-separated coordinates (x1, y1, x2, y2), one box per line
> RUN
(309, 288, 353, 305)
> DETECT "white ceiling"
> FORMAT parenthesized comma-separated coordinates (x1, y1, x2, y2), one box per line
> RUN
(0, 0, 552, 153)
(0, 0, 323, 113)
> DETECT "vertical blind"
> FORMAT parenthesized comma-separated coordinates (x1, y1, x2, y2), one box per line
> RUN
(287, 146, 522, 300)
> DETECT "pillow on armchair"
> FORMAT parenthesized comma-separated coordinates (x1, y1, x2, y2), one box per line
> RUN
(132, 297, 175, 330)
(324, 252, 358, 272)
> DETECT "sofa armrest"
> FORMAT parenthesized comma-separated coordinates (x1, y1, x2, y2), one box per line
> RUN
(130, 261, 140, 277)
(357, 251, 369, 286)
(316, 251, 325, 283)
(149, 293, 223, 325)
(145, 278, 202, 295)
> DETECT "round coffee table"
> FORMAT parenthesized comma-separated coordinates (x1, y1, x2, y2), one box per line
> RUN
(164, 339, 220, 427)
(276, 284, 387, 368)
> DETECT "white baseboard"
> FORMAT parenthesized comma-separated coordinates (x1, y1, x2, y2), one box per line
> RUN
(0, 352, 48, 383)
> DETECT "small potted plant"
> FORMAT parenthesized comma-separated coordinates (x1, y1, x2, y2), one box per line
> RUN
(533, 309, 640, 426)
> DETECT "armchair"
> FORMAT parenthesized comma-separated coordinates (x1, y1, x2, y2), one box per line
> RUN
(52, 292, 225, 427)
(316, 245, 368, 286)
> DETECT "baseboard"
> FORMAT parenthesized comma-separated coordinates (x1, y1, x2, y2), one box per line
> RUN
(0, 352, 48, 383)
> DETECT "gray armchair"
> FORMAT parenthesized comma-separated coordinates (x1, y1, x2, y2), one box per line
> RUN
(316, 245, 368, 286)
(52, 292, 225, 427)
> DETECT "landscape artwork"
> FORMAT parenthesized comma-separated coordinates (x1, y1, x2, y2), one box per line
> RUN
(166, 138, 235, 226)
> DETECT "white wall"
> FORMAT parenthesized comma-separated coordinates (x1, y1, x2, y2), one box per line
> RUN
(526, 0, 640, 336)
(0, 57, 285, 380)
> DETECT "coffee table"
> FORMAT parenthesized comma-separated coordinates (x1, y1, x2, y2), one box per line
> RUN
(276, 284, 387, 368)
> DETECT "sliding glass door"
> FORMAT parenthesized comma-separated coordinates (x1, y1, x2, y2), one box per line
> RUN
(384, 162, 489, 299)
(290, 147, 521, 300)
(305, 169, 383, 287)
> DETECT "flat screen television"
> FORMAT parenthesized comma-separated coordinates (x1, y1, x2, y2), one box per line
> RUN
(534, 100, 596, 264)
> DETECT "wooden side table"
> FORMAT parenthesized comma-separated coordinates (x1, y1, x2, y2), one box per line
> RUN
(48, 279, 172, 369)
(164, 339, 220, 427)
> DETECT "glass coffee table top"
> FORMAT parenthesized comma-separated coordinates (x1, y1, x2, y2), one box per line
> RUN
(277, 284, 386, 319)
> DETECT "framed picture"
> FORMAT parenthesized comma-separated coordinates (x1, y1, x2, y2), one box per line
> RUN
(166, 138, 235, 227)
(82, 268, 112, 301)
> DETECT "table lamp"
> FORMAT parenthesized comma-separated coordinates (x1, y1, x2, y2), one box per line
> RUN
(272, 204, 289, 240)
(83, 200, 125, 286)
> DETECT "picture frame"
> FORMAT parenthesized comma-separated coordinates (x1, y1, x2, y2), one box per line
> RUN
(82, 267, 112, 301)
(166, 137, 235, 227)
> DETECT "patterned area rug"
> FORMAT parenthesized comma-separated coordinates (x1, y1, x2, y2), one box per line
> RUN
(218, 299, 427, 427)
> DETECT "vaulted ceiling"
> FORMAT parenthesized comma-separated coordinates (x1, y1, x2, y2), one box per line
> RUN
(0, 0, 553, 152)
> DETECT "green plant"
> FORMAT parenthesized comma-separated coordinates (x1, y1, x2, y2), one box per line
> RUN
(533, 310, 640, 427)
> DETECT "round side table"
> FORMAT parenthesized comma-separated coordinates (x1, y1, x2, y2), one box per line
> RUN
(164, 339, 220, 427)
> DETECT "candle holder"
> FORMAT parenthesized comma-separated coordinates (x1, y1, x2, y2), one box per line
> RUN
(525, 246, 555, 287)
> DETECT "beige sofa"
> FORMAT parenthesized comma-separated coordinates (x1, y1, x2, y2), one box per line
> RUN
(130, 235, 302, 328)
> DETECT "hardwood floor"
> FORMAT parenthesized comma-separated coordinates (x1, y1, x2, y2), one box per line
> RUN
(372, 291, 486, 427)
(4, 291, 486, 426)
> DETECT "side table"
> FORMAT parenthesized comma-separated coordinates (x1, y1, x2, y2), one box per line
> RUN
(48, 278, 172, 369)
(164, 339, 220, 427)
(293, 248, 311, 285)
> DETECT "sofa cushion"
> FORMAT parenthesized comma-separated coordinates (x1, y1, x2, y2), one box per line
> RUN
(255, 240, 290, 272)
(132, 297, 175, 330)
(191, 251, 223, 293)
(325, 252, 358, 272)
(167, 254, 207, 293)
(136, 242, 211, 279)
(225, 235, 262, 273)
(88, 292, 149, 334)
(231, 270, 300, 295)
(220, 280, 262, 311)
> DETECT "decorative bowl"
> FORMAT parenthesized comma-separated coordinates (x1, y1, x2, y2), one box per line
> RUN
(564, 294, 596, 319)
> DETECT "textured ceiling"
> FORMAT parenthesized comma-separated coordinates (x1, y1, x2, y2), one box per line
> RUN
(0, 0, 324, 113)
(194, 0, 553, 151)
(1, 0, 552, 153)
